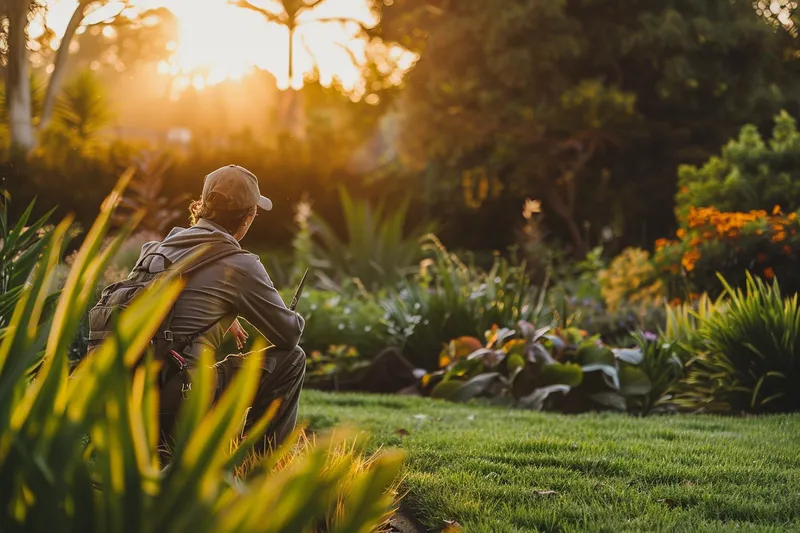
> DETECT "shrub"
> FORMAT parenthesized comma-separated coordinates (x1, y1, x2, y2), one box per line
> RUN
(0, 176, 403, 532)
(654, 205, 800, 297)
(673, 273, 800, 413)
(291, 289, 389, 358)
(304, 345, 372, 391)
(382, 236, 549, 369)
(675, 110, 800, 218)
(423, 322, 661, 414)
(309, 189, 432, 291)
(597, 247, 665, 313)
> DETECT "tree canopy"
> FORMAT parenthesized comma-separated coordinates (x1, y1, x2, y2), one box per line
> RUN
(386, 0, 800, 253)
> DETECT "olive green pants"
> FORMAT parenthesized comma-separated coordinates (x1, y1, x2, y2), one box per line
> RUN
(159, 346, 306, 457)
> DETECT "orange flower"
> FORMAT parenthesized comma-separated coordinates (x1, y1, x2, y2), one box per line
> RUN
(757, 253, 768, 263)
(773, 205, 782, 215)
(676, 228, 687, 239)
(772, 231, 787, 243)
(764, 267, 775, 280)
(682, 249, 701, 272)
(680, 186, 689, 194)
(689, 237, 703, 247)
(789, 212, 798, 222)
(669, 297, 683, 307)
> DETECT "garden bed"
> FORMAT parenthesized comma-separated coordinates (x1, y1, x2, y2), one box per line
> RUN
(301, 391, 800, 532)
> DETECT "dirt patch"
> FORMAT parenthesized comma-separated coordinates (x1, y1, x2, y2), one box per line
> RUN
(388, 503, 428, 533)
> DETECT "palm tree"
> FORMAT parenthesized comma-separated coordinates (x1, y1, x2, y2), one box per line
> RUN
(230, 0, 373, 136)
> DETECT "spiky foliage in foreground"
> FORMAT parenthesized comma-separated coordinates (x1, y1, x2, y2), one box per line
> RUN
(233, 431, 404, 533)
(0, 174, 403, 533)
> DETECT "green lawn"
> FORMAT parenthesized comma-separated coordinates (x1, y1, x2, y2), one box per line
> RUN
(300, 391, 800, 533)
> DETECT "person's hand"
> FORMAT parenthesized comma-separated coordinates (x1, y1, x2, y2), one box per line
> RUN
(228, 318, 249, 351)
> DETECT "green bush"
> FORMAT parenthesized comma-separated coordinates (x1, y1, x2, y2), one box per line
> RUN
(0, 177, 403, 532)
(292, 289, 390, 358)
(382, 236, 549, 369)
(673, 273, 800, 413)
(676, 110, 800, 218)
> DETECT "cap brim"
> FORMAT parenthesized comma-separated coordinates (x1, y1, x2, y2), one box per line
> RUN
(257, 196, 273, 211)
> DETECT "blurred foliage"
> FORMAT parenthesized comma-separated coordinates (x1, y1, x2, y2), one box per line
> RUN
(233, 430, 404, 533)
(597, 247, 665, 314)
(383, 0, 800, 253)
(292, 289, 390, 359)
(382, 236, 549, 369)
(670, 274, 800, 413)
(304, 345, 372, 392)
(111, 151, 189, 235)
(676, 111, 800, 218)
(0, 175, 403, 532)
(52, 70, 112, 141)
(58, 230, 162, 361)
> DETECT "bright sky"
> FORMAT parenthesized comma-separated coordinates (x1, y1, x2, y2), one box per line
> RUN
(39, 0, 414, 95)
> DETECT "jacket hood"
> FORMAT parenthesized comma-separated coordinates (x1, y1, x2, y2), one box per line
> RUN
(136, 219, 241, 274)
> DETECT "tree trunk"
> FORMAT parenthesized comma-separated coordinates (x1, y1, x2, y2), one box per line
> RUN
(543, 185, 588, 257)
(39, 1, 88, 132)
(6, 0, 35, 154)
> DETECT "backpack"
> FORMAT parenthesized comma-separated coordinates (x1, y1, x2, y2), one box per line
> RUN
(87, 241, 244, 390)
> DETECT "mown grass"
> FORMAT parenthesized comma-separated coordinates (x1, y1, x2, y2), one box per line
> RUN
(300, 391, 800, 532)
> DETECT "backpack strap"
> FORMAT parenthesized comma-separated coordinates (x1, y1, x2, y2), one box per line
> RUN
(151, 241, 246, 347)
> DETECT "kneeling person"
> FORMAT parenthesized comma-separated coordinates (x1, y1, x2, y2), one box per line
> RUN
(89, 165, 305, 451)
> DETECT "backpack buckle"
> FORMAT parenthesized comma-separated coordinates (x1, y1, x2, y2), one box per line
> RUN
(164, 330, 174, 342)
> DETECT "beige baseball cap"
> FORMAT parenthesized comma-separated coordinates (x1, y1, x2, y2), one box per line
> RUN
(202, 164, 273, 212)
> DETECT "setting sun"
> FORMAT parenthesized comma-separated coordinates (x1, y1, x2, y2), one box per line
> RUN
(43, 0, 411, 95)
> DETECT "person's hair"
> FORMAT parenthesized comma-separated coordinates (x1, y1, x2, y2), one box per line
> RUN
(189, 193, 256, 234)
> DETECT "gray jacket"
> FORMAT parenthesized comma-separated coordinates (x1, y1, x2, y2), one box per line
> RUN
(134, 219, 304, 362)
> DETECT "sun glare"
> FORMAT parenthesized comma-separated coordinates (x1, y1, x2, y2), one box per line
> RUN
(42, 0, 408, 97)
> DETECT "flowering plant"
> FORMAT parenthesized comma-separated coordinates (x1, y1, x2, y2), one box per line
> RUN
(654, 205, 800, 298)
